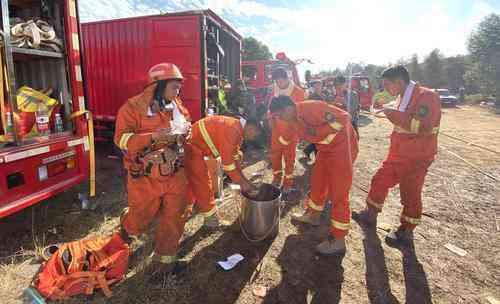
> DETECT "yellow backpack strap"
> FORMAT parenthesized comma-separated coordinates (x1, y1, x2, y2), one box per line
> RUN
(84, 238, 110, 264)
(66, 243, 86, 274)
(96, 272, 113, 297)
(198, 120, 220, 158)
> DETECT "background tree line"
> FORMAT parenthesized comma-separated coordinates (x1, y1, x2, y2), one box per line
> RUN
(242, 14, 499, 104)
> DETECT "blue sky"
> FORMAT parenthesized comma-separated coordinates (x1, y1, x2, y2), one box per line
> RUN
(79, 0, 500, 74)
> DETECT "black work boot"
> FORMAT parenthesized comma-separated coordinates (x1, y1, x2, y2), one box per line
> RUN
(203, 214, 231, 229)
(352, 207, 378, 227)
(118, 227, 133, 245)
(385, 227, 414, 247)
(147, 256, 188, 284)
(316, 235, 347, 256)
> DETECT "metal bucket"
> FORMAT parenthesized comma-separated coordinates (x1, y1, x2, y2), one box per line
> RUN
(239, 183, 281, 242)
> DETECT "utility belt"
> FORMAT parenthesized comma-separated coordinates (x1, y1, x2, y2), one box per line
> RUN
(129, 145, 183, 179)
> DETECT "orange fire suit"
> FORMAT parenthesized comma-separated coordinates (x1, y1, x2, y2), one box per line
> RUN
(297, 101, 358, 238)
(114, 85, 191, 261)
(366, 84, 441, 230)
(184, 116, 245, 217)
(269, 83, 306, 187)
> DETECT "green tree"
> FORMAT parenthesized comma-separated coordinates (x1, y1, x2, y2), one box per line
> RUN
(363, 64, 386, 89)
(423, 49, 446, 88)
(467, 13, 500, 103)
(408, 54, 423, 82)
(305, 70, 312, 82)
(242, 37, 272, 61)
(445, 55, 466, 90)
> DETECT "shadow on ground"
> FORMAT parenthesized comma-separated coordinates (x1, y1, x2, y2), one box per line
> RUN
(353, 215, 433, 304)
(263, 224, 345, 304)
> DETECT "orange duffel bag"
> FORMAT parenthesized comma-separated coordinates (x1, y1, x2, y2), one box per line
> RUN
(34, 233, 129, 300)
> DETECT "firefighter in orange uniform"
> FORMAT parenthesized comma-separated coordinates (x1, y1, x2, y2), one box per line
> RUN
(353, 66, 441, 247)
(114, 63, 191, 277)
(269, 96, 358, 255)
(184, 115, 261, 228)
(269, 68, 307, 192)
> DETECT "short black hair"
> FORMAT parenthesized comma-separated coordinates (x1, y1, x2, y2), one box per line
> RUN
(246, 117, 260, 128)
(334, 75, 346, 85)
(226, 113, 261, 130)
(381, 65, 410, 84)
(269, 96, 295, 114)
(153, 79, 167, 102)
(271, 68, 288, 81)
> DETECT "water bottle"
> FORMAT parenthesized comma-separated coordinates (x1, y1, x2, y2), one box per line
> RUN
(5, 111, 14, 140)
(54, 113, 64, 134)
(22, 286, 46, 304)
(35, 102, 50, 140)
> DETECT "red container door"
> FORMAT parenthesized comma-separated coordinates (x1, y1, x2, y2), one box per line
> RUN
(82, 18, 154, 121)
(150, 16, 203, 121)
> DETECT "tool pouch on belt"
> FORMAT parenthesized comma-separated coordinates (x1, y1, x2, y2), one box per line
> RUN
(142, 147, 179, 178)
(129, 158, 144, 179)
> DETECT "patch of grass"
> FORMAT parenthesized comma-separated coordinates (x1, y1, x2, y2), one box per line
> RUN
(464, 94, 486, 104)
(0, 259, 36, 303)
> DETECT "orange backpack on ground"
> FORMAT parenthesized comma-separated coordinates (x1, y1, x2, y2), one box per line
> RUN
(35, 233, 129, 300)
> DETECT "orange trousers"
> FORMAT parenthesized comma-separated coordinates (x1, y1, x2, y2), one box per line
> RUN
(270, 142, 297, 188)
(122, 170, 188, 258)
(307, 149, 357, 238)
(184, 144, 217, 217)
(367, 157, 433, 230)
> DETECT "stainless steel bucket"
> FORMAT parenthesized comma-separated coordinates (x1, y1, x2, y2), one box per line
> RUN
(239, 183, 281, 242)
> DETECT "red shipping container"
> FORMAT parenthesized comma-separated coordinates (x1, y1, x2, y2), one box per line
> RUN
(82, 9, 242, 125)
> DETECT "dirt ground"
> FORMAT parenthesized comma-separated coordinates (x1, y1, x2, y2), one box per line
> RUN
(0, 105, 499, 304)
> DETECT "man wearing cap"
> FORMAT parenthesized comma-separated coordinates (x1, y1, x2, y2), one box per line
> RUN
(114, 63, 191, 278)
(333, 76, 360, 135)
(268, 68, 306, 192)
(308, 79, 326, 101)
(353, 66, 441, 247)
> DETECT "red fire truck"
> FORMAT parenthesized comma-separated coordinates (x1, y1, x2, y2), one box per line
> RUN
(0, 0, 91, 218)
(81, 9, 242, 140)
(242, 52, 302, 104)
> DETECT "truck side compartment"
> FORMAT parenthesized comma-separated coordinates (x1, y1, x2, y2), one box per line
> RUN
(0, 0, 89, 218)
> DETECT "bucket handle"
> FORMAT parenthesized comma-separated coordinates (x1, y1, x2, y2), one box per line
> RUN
(233, 186, 280, 243)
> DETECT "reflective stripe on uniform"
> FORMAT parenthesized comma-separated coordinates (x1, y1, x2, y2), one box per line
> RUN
(367, 197, 383, 210)
(318, 133, 337, 145)
(223, 163, 236, 171)
(285, 174, 294, 179)
(394, 124, 439, 135)
(308, 199, 324, 211)
(199, 120, 220, 158)
(153, 254, 178, 264)
(278, 136, 290, 146)
(273, 170, 282, 176)
(200, 206, 217, 217)
(393, 125, 412, 134)
(119, 133, 134, 150)
(329, 122, 343, 131)
(410, 118, 420, 133)
(234, 150, 243, 160)
(331, 220, 350, 230)
(401, 215, 421, 225)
